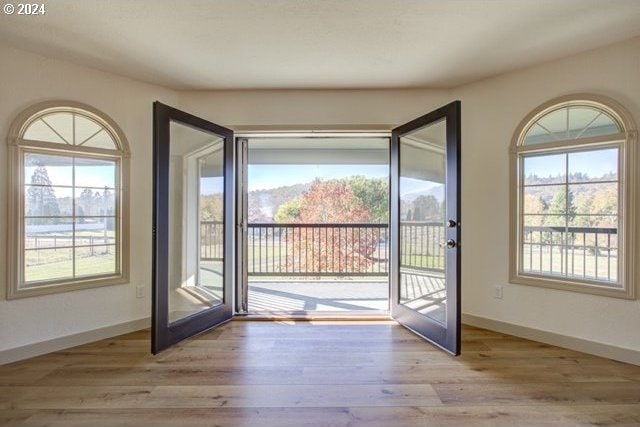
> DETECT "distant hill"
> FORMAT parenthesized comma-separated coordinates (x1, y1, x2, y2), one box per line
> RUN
(401, 184, 444, 202)
(525, 172, 617, 205)
(248, 183, 311, 222)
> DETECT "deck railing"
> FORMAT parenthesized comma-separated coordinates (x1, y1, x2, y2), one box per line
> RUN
(246, 223, 389, 276)
(200, 221, 224, 261)
(200, 221, 445, 276)
(399, 221, 445, 272)
(522, 225, 618, 282)
(200, 222, 618, 281)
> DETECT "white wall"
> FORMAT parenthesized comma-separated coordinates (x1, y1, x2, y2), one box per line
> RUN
(179, 89, 451, 129)
(453, 36, 640, 352)
(0, 43, 179, 352)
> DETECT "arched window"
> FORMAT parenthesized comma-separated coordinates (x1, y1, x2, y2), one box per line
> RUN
(7, 101, 130, 298)
(510, 94, 637, 298)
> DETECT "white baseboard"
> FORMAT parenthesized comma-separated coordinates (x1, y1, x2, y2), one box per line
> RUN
(0, 317, 150, 365)
(463, 313, 640, 366)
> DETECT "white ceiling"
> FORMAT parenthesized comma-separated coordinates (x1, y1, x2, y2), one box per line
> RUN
(1, 0, 639, 90)
(248, 137, 389, 164)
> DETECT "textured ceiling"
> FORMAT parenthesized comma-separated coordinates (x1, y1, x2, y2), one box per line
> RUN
(1, 0, 639, 90)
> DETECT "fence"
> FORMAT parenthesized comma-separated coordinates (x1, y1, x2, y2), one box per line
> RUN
(522, 226, 618, 282)
(202, 222, 619, 281)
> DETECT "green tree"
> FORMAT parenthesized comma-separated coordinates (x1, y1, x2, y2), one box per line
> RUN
(274, 198, 302, 223)
(411, 195, 442, 221)
(523, 194, 548, 226)
(27, 165, 60, 224)
(574, 185, 618, 227)
(590, 186, 617, 227)
(547, 189, 576, 226)
(538, 196, 549, 213)
(102, 187, 115, 231)
(340, 176, 388, 223)
(78, 187, 95, 215)
(200, 194, 223, 221)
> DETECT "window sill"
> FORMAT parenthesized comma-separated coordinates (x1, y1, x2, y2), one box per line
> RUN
(509, 273, 635, 300)
(7, 275, 129, 299)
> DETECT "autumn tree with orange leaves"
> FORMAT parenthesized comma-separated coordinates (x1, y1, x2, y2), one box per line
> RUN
(286, 179, 381, 274)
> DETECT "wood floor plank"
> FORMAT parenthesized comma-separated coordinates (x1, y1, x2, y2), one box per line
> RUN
(37, 362, 634, 387)
(433, 381, 640, 405)
(1, 321, 639, 426)
(0, 384, 441, 409)
(6, 405, 640, 427)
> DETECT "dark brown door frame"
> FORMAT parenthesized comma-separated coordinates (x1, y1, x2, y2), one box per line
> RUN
(390, 100, 462, 355)
(152, 101, 234, 354)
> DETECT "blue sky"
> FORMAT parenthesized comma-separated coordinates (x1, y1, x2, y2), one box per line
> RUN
(247, 164, 442, 200)
(202, 164, 390, 195)
(25, 164, 115, 189)
(524, 148, 618, 179)
(247, 164, 389, 191)
(202, 164, 442, 198)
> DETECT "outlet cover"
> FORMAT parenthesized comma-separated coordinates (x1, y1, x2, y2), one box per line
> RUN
(494, 285, 503, 299)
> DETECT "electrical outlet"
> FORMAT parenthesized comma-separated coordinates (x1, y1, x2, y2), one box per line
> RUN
(494, 285, 503, 299)
(136, 286, 144, 299)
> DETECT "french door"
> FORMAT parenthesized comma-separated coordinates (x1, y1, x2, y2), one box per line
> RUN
(151, 100, 460, 355)
(152, 102, 234, 353)
(391, 101, 461, 355)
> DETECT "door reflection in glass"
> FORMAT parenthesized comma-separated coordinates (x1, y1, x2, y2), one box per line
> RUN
(399, 119, 447, 324)
(168, 121, 224, 324)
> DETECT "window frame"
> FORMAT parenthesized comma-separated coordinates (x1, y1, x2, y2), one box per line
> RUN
(6, 101, 130, 299)
(510, 94, 637, 299)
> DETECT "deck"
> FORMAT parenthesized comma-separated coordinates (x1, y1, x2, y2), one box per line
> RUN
(248, 270, 445, 317)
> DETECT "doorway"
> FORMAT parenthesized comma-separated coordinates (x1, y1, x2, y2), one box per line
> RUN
(152, 101, 461, 355)
(237, 136, 390, 315)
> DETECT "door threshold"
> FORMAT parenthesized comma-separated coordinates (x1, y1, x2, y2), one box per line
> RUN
(234, 310, 392, 321)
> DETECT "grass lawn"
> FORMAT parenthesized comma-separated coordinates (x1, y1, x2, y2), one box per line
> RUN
(25, 248, 115, 283)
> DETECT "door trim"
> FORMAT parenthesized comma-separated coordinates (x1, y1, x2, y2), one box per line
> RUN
(235, 133, 392, 315)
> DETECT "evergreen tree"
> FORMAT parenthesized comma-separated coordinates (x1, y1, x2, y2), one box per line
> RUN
(412, 195, 443, 221)
(27, 165, 60, 224)
(539, 196, 549, 212)
(102, 187, 115, 231)
(79, 188, 95, 216)
(548, 189, 576, 225)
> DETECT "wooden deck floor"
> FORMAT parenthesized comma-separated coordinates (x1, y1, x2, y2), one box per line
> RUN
(1, 321, 640, 426)
(248, 280, 389, 312)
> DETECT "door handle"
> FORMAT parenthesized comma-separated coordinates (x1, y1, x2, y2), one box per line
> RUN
(445, 239, 457, 249)
(447, 219, 458, 228)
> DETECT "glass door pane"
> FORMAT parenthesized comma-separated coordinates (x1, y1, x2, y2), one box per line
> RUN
(152, 102, 233, 354)
(399, 118, 447, 324)
(167, 122, 225, 323)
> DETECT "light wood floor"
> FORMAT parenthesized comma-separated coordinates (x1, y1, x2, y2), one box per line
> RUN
(1, 321, 640, 426)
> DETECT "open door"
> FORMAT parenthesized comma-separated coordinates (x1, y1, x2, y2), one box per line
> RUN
(152, 102, 234, 353)
(391, 101, 461, 355)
